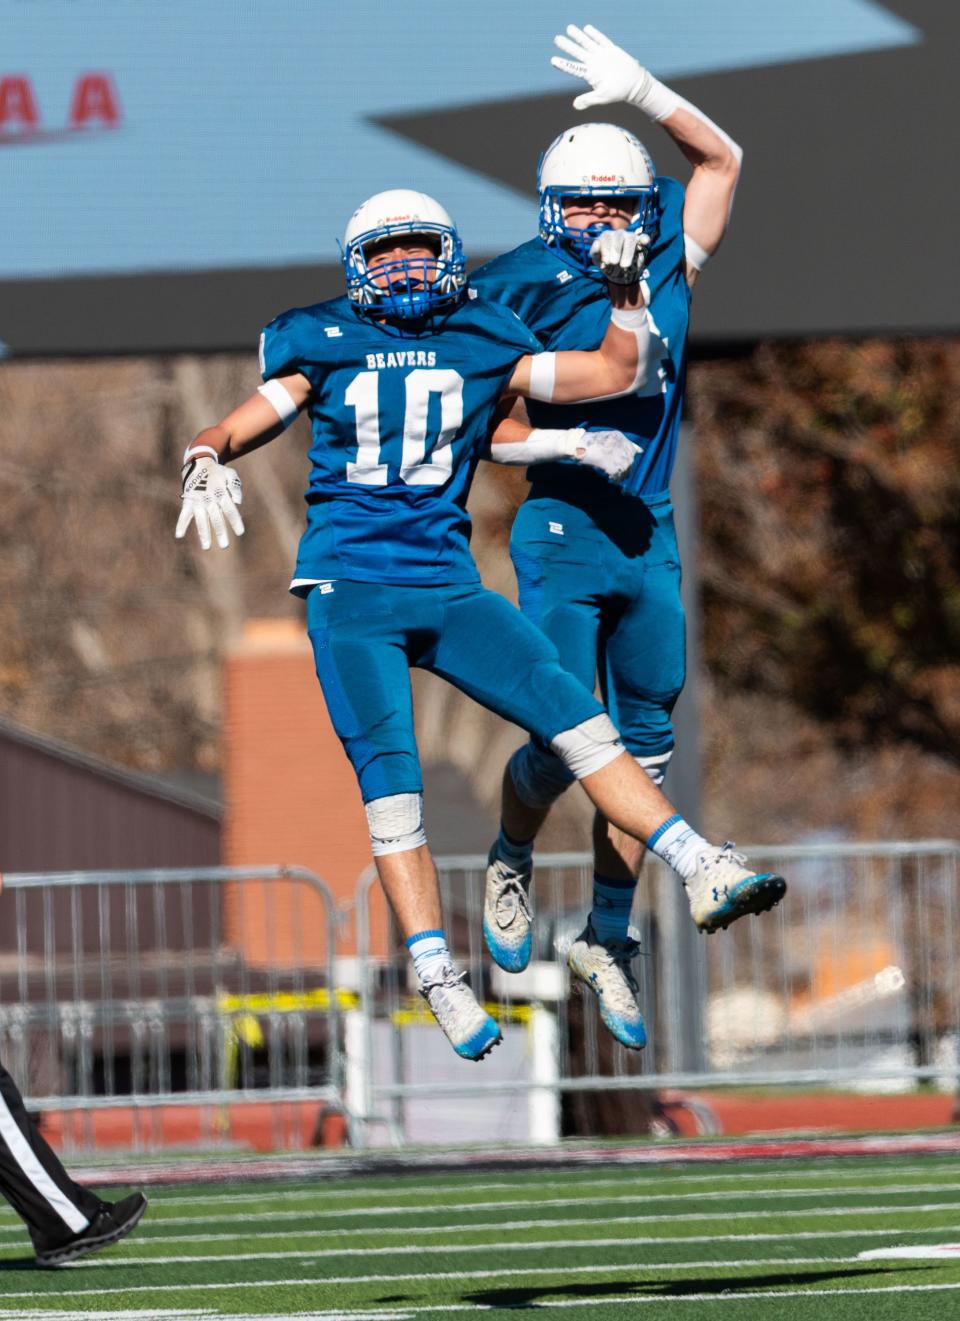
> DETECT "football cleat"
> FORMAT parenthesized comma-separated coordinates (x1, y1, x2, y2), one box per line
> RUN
(34, 1192, 148, 1267)
(419, 963, 502, 1061)
(685, 842, 787, 934)
(483, 851, 533, 973)
(567, 921, 647, 1050)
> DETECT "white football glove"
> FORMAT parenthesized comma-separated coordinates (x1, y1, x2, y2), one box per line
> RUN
(590, 229, 651, 285)
(552, 24, 653, 112)
(577, 430, 642, 483)
(175, 449, 244, 550)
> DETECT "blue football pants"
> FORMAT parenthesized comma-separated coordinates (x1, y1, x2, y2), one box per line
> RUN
(306, 580, 605, 803)
(510, 490, 686, 772)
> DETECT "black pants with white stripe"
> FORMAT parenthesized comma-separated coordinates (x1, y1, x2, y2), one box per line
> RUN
(0, 1061, 102, 1247)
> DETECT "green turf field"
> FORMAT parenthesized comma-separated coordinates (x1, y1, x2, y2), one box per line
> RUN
(3, 1153, 960, 1319)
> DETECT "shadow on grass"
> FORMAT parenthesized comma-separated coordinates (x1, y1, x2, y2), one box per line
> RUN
(460, 1264, 933, 1307)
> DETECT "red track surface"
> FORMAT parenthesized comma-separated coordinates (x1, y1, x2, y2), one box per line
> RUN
(71, 1131, 960, 1188)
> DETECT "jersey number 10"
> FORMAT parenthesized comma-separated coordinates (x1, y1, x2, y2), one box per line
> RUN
(345, 368, 464, 487)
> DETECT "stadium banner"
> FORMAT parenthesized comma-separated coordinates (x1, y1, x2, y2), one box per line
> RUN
(2, 1, 952, 355)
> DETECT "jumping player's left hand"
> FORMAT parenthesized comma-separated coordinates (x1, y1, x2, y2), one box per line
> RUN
(552, 24, 650, 112)
(577, 430, 642, 483)
(590, 229, 651, 285)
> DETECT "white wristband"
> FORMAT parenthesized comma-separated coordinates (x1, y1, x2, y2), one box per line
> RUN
(258, 379, 300, 428)
(489, 428, 584, 466)
(182, 444, 220, 464)
(610, 304, 650, 330)
(628, 71, 680, 122)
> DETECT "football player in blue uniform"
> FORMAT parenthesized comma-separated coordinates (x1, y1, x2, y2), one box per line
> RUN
(175, 187, 781, 1060)
(477, 24, 787, 1048)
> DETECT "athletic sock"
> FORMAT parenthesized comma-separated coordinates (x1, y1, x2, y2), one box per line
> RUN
(494, 825, 533, 874)
(406, 929, 451, 987)
(646, 814, 710, 882)
(589, 873, 636, 943)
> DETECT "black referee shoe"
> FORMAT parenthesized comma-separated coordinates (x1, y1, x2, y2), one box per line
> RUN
(34, 1191, 147, 1267)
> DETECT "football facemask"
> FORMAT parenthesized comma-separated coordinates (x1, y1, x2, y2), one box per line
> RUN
(539, 188, 660, 267)
(342, 191, 467, 321)
(537, 123, 660, 271)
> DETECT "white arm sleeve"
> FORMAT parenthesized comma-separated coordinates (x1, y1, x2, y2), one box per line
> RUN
(664, 91, 743, 163)
(488, 428, 584, 465)
(647, 87, 743, 232)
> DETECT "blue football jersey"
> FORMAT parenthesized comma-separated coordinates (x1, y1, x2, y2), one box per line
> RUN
(471, 176, 690, 501)
(260, 294, 541, 589)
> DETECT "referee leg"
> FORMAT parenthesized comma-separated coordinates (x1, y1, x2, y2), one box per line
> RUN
(0, 1061, 101, 1247)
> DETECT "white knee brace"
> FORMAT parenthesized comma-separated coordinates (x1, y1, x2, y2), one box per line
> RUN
(551, 713, 624, 779)
(364, 792, 427, 856)
(509, 715, 625, 811)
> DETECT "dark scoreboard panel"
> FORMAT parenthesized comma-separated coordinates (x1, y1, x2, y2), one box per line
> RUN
(1, 2, 953, 356)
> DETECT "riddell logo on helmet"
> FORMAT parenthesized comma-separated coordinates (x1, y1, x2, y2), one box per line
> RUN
(586, 174, 625, 184)
(382, 215, 415, 223)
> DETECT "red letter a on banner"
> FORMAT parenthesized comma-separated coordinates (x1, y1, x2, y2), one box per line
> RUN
(0, 77, 40, 128)
(69, 74, 120, 127)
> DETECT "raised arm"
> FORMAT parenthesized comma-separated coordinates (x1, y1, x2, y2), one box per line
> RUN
(552, 23, 742, 285)
(175, 370, 311, 550)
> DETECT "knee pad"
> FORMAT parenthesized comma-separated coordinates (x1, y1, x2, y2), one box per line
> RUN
(551, 713, 624, 781)
(635, 749, 673, 788)
(364, 792, 427, 856)
(508, 743, 574, 811)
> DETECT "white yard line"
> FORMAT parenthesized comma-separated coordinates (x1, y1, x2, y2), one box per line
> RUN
(130, 1163, 960, 1204)
(81, 1255, 863, 1282)
(27, 1197, 960, 1243)
(18, 1199, 956, 1247)
(1, 1162, 955, 1225)
(0, 1313, 212, 1320)
(2, 1184, 954, 1236)
(46, 1223, 960, 1268)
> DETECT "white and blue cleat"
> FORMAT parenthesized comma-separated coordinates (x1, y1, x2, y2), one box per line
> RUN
(567, 922, 647, 1051)
(483, 853, 533, 973)
(419, 963, 502, 1061)
(685, 842, 787, 934)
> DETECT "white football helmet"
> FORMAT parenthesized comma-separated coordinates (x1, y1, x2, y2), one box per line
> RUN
(538, 123, 660, 267)
(342, 189, 467, 320)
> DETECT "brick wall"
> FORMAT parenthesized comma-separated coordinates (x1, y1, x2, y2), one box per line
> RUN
(222, 619, 377, 962)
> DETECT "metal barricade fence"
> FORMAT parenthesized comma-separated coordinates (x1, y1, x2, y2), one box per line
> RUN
(0, 866, 343, 1151)
(351, 840, 960, 1147)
